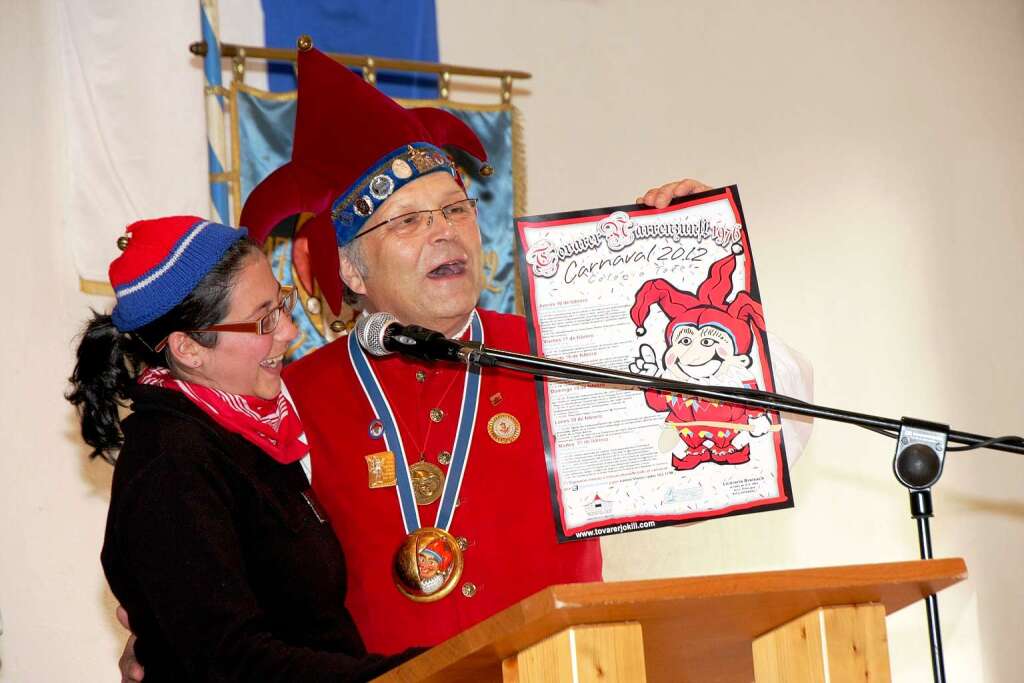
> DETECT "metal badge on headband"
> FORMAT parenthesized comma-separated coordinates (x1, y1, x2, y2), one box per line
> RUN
(329, 143, 457, 246)
(349, 310, 483, 602)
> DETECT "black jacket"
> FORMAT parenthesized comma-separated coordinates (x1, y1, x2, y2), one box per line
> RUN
(101, 385, 411, 682)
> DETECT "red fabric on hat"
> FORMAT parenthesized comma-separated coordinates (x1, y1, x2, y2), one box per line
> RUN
(239, 46, 488, 316)
(299, 212, 344, 315)
(421, 539, 454, 572)
(109, 216, 207, 285)
(697, 249, 739, 306)
(630, 278, 700, 334)
(240, 47, 487, 244)
(630, 251, 764, 351)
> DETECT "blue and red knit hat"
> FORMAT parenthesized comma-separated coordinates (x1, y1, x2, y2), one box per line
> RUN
(109, 216, 248, 332)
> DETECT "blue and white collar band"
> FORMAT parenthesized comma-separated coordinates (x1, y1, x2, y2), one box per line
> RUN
(348, 309, 484, 533)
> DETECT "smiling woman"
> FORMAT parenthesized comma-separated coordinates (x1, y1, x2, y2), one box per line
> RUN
(151, 255, 297, 400)
(65, 215, 416, 682)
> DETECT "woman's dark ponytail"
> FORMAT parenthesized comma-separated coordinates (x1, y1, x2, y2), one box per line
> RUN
(66, 313, 135, 462)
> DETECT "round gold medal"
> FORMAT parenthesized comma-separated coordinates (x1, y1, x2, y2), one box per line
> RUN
(487, 412, 521, 444)
(393, 527, 464, 602)
(409, 461, 445, 505)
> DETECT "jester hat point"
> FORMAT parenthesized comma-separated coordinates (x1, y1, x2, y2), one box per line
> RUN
(629, 245, 765, 353)
(239, 39, 489, 315)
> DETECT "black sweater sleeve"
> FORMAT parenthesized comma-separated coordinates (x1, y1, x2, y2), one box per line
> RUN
(109, 431, 410, 682)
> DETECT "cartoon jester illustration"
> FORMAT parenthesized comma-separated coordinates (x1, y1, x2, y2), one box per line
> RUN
(628, 245, 774, 471)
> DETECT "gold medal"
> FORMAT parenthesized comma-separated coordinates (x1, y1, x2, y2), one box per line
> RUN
(393, 527, 464, 602)
(365, 451, 397, 488)
(487, 412, 521, 444)
(409, 461, 445, 505)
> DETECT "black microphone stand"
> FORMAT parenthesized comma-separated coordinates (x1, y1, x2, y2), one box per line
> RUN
(455, 342, 1022, 454)
(446, 340, 1023, 683)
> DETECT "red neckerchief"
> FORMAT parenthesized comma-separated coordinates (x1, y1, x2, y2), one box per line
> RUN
(138, 367, 308, 464)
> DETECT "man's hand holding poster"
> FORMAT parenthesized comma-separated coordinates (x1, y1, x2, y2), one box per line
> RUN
(516, 186, 793, 542)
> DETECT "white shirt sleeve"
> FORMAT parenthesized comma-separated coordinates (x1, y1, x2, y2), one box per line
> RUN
(280, 380, 312, 484)
(766, 332, 815, 467)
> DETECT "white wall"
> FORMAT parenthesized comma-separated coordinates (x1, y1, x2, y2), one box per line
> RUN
(438, 2, 1024, 681)
(1, 0, 1021, 680)
(0, 0, 127, 678)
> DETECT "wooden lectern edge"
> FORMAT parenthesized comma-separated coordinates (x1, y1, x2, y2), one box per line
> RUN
(542, 556, 967, 613)
(373, 557, 966, 682)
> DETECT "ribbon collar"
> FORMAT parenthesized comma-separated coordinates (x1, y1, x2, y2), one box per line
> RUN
(349, 310, 483, 532)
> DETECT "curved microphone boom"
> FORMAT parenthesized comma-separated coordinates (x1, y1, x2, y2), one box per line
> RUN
(355, 312, 470, 362)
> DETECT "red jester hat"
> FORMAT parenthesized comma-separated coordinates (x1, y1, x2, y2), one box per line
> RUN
(239, 39, 488, 315)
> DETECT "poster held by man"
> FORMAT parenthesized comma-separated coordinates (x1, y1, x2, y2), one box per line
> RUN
(516, 186, 793, 541)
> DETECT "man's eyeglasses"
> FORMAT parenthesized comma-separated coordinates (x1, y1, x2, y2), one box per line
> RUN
(153, 286, 297, 352)
(352, 198, 478, 241)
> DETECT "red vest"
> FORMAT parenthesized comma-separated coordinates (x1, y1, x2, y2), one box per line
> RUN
(284, 309, 601, 653)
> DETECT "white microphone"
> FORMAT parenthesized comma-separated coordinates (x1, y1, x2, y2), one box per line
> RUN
(355, 312, 469, 362)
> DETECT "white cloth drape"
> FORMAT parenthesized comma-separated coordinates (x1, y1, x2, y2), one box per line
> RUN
(56, 0, 265, 287)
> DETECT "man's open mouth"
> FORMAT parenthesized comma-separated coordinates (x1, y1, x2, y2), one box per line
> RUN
(427, 259, 466, 278)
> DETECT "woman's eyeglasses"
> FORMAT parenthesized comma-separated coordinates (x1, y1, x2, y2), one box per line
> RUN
(153, 286, 297, 352)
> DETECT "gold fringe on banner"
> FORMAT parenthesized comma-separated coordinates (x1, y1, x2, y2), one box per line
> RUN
(79, 278, 114, 296)
(510, 105, 526, 314)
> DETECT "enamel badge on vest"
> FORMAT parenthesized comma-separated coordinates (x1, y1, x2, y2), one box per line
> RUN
(487, 412, 521, 444)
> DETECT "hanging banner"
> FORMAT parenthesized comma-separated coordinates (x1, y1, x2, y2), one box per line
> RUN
(516, 186, 793, 542)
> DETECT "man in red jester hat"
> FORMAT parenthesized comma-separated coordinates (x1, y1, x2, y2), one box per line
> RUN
(234, 43, 609, 653)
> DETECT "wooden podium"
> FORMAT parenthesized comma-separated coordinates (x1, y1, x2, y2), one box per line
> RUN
(373, 557, 965, 683)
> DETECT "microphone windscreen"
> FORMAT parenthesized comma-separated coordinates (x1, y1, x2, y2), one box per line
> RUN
(355, 312, 398, 357)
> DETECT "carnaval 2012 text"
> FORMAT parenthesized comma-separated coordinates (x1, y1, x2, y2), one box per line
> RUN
(562, 243, 709, 285)
(526, 211, 742, 281)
